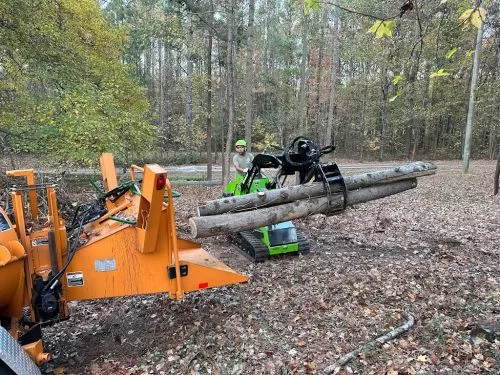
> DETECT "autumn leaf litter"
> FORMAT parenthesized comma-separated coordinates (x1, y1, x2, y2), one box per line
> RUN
(42, 161, 499, 375)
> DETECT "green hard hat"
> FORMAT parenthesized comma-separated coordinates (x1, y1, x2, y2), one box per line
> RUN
(235, 139, 247, 147)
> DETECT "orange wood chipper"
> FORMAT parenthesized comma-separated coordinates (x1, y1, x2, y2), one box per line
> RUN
(0, 154, 248, 374)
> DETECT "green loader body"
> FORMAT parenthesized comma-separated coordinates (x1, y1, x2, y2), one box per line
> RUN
(224, 136, 346, 261)
(224, 171, 307, 260)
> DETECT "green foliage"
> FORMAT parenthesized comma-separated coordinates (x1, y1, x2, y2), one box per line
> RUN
(459, 7, 487, 29)
(0, 0, 154, 166)
(430, 69, 451, 78)
(58, 0, 497, 164)
(392, 75, 403, 85)
(367, 20, 397, 39)
(446, 48, 458, 59)
(303, 0, 320, 14)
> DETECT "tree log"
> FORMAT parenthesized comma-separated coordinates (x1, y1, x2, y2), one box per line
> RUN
(198, 162, 435, 216)
(190, 179, 417, 238)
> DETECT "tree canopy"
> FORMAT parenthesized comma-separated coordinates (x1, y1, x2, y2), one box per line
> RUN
(1, 0, 499, 165)
(0, 0, 154, 165)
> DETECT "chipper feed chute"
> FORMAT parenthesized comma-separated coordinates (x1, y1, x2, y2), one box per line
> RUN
(63, 154, 249, 301)
(1, 153, 248, 374)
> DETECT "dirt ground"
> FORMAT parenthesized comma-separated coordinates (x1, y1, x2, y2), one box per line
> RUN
(35, 160, 499, 375)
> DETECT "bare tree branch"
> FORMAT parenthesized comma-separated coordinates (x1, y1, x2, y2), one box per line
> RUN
(324, 312, 415, 374)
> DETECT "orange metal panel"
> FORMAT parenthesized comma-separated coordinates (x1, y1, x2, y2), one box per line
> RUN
(10, 193, 35, 307)
(23, 339, 50, 364)
(63, 227, 168, 300)
(99, 153, 118, 191)
(47, 188, 66, 271)
(136, 165, 168, 254)
(27, 228, 53, 280)
(0, 217, 27, 319)
(63, 220, 248, 301)
(6, 169, 39, 219)
(0, 257, 26, 318)
(171, 248, 249, 296)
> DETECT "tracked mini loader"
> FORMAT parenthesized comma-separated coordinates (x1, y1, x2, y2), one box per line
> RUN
(0, 154, 248, 374)
(224, 136, 347, 261)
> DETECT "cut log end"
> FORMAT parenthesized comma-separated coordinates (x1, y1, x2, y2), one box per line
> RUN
(188, 217, 198, 238)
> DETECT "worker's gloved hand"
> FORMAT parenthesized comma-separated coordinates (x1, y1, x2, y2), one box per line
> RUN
(243, 168, 248, 173)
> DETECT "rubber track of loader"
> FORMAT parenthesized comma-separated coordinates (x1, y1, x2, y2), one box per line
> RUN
(230, 229, 310, 263)
(296, 230, 311, 255)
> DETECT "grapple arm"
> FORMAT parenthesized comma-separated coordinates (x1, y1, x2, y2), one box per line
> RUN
(242, 136, 348, 210)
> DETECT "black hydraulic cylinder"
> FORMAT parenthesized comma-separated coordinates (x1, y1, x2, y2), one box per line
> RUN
(48, 230, 59, 275)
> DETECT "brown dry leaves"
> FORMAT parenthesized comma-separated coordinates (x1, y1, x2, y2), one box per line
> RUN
(41, 161, 499, 374)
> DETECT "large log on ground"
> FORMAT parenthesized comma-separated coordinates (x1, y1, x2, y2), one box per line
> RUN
(190, 179, 417, 238)
(198, 162, 436, 216)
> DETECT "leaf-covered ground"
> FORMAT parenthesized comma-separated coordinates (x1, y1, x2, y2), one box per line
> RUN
(40, 161, 499, 375)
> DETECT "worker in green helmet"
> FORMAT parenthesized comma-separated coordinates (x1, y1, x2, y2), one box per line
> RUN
(233, 139, 254, 176)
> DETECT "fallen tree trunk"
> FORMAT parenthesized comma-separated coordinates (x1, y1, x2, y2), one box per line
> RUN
(190, 179, 417, 238)
(198, 162, 436, 216)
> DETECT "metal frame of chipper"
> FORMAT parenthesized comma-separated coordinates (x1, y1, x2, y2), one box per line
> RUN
(0, 153, 247, 374)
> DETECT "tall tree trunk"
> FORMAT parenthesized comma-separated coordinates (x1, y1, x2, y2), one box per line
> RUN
(407, 66, 419, 160)
(495, 145, 500, 195)
(159, 39, 164, 132)
(421, 62, 431, 155)
(410, 2, 424, 160)
(298, 12, 308, 135)
(206, 0, 214, 180)
(150, 38, 156, 111)
(175, 49, 182, 80)
(325, 5, 339, 147)
(489, 22, 500, 159)
(359, 86, 367, 160)
(185, 25, 194, 150)
(223, 0, 236, 184)
(315, 11, 326, 141)
(244, 0, 255, 151)
(145, 38, 153, 102)
(164, 44, 173, 145)
(463, 1, 484, 173)
(379, 65, 390, 161)
(218, 42, 226, 175)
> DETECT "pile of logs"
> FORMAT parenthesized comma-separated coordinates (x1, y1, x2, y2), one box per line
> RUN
(189, 162, 437, 238)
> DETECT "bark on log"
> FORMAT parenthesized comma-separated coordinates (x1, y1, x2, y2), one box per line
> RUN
(198, 162, 435, 216)
(190, 179, 417, 238)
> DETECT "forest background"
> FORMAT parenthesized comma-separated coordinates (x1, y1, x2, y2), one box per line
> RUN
(0, 0, 498, 182)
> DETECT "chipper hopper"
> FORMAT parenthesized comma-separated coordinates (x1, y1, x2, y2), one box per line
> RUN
(1, 154, 247, 374)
